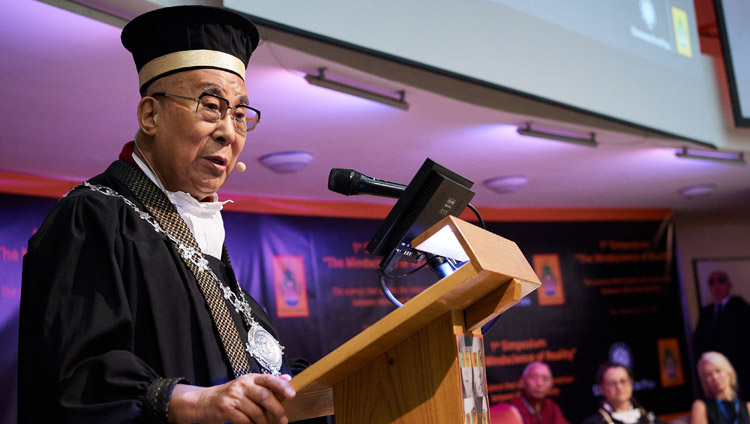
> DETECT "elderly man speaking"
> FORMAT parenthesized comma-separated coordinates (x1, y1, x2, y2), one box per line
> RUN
(18, 6, 302, 424)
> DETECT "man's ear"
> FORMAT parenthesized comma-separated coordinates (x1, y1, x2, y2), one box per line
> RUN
(137, 96, 158, 136)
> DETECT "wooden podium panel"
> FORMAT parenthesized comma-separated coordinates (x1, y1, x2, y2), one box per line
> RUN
(283, 217, 541, 423)
(333, 312, 463, 423)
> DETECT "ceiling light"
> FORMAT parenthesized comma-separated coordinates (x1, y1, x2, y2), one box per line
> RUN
(484, 175, 528, 193)
(517, 124, 597, 147)
(258, 151, 314, 173)
(304, 68, 409, 110)
(675, 147, 745, 165)
(678, 184, 716, 198)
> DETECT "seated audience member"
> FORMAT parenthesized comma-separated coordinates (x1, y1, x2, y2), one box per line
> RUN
(508, 361, 569, 424)
(582, 363, 665, 424)
(693, 271, 750, 399)
(691, 351, 750, 424)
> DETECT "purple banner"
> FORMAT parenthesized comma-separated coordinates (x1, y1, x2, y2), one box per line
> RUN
(0, 193, 57, 424)
(225, 214, 692, 423)
(0, 193, 691, 424)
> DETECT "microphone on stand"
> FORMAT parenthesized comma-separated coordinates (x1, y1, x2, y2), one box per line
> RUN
(328, 168, 406, 198)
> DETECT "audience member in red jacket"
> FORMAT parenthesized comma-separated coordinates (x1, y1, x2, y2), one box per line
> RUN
(509, 361, 570, 424)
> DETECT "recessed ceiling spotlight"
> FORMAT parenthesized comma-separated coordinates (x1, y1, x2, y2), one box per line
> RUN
(258, 151, 314, 174)
(484, 175, 528, 193)
(678, 184, 716, 198)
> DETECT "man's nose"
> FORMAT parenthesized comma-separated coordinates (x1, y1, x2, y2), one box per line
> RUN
(213, 113, 237, 144)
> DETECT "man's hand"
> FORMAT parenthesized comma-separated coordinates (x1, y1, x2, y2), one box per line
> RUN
(168, 374, 295, 424)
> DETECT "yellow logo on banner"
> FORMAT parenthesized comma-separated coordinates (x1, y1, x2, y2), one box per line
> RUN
(658, 337, 685, 387)
(272, 255, 310, 318)
(533, 254, 566, 306)
(671, 6, 692, 57)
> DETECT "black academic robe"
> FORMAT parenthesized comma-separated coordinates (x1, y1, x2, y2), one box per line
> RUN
(18, 161, 293, 423)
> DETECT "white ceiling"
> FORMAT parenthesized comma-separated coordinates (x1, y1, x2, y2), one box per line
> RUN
(1, 0, 749, 215)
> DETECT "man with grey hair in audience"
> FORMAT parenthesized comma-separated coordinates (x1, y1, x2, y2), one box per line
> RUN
(508, 361, 569, 424)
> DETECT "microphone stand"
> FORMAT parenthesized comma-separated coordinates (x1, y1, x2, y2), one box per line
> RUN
(379, 253, 463, 308)
(378, 252, 499, 333)
(426, 254, 462, 279)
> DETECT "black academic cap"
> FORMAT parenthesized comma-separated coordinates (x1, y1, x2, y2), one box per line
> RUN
(121, 5, 260, 93)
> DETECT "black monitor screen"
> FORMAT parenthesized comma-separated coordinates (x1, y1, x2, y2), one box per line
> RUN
(366, 158, 474, 273)
(715, 0, 750, 127)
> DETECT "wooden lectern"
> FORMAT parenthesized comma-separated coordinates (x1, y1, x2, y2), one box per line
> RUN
(283, 216, 541, 423)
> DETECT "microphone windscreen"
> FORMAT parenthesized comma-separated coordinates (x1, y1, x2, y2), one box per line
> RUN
(235, 161, 247, 172)
(328, 168, 360, 195)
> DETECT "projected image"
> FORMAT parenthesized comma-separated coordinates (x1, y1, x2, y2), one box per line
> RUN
(486, 0, 695, 65)
(232, 0, 714, 143)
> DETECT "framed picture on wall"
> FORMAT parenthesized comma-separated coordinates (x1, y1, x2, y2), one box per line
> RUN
(693, 257, 750, 308)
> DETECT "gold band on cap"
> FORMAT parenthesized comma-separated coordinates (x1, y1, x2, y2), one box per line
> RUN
(138, 49, 246, 88)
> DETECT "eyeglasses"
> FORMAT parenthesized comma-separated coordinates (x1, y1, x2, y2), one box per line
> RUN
(603, 378, 632, 388)
(151, 92, 260, 134)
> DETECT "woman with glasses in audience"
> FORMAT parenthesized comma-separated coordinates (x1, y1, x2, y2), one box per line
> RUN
(691, 351, 750, 424)
(582, 363, 664, 424)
